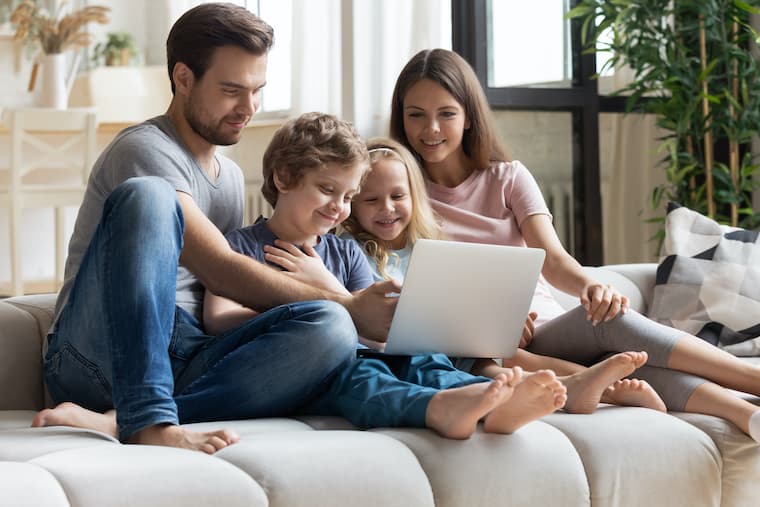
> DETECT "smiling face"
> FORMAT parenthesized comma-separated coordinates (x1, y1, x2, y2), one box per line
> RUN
(182, 45, 268, 146)
(353, 157, 413, 249)
(271, 162, 365, 245)
(402, 78, 470, 171)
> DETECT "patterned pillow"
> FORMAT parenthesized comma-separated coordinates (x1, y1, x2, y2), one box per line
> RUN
(649, 203, 760, 356)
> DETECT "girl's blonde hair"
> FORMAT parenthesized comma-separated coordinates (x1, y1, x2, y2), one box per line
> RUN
(342, 137, 444, 280)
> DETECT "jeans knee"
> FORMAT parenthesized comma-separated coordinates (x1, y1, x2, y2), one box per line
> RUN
(310, 300, 358, 362)
(107, 177, 183, 230)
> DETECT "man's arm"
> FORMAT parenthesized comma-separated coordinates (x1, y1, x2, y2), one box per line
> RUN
(177, 192, 398, 341)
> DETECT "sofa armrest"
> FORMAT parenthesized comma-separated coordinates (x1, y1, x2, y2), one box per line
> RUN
(548, 263, 658, 316)
(0, 294, 57, 410)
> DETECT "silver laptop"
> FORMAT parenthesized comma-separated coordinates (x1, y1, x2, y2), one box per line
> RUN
(383, 239, 545, 358)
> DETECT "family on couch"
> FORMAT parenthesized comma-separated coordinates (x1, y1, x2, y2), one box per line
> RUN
(30, 2, 760, 453)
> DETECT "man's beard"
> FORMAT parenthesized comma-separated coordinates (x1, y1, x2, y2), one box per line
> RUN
(184, 101, 242, 146)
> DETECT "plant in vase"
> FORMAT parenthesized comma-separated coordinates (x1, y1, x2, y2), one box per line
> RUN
(10, 0, 110, 108)
(568, 0, 760, 247)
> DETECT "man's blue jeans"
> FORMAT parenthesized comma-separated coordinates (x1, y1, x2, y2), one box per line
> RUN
(44, 177, 357, 441)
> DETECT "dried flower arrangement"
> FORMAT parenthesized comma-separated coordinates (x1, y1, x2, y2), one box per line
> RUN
(10, 0, 110, 54)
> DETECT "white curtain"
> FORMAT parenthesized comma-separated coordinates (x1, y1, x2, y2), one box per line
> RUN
(599, 67, 667, 265)
(290, 0, 451, 137)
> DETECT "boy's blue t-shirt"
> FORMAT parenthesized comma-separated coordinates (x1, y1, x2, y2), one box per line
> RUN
(226, 219, 375, 293)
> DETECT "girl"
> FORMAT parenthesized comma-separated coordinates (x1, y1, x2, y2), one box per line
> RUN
(388, 48, 760, 441)
(343, 137, 666, 414)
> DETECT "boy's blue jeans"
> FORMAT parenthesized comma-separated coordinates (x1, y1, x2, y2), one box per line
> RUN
(44, 177, 357, 441)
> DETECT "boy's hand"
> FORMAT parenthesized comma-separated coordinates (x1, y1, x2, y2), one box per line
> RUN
(264, 240, 349, 295)
(342, 280, 401, 342)
(519, 311, 538, 348)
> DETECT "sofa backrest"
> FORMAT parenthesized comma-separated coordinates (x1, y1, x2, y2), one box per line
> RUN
(0, 294, 56, 410)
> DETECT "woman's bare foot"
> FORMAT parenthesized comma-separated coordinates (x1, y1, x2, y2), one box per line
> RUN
(32, 402, 118, 438)
(425, 369, 521, 440)
(561, 351, 648, 414)
(483, 370, 567, 434)
(602, 379, 667, 412)
(127, 424, 240, 454)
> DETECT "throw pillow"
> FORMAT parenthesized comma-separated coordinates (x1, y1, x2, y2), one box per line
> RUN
(649, 202, 760, 356)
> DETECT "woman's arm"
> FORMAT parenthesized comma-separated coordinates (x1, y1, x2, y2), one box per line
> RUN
(520, 214, 628, 324)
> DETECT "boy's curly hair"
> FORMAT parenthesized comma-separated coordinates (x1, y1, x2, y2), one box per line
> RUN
(261, 112, 369, 207)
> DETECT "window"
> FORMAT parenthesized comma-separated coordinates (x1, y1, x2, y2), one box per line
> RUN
(243, 0, 292, 115)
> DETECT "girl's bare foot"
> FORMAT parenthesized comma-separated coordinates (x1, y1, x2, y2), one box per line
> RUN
(425, 369, 521, 440)
(562, 351, 648, 414)
(32, 402, 118, 438)
(127, 424, 240, 454)
(483, 370, 566, 434)
(602, 379, 667, 412)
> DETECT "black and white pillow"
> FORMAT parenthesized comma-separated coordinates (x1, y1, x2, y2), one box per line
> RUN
(649, 203, 760, 356)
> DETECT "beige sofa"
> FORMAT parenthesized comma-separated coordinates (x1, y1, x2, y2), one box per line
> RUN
(1, 263, 759, 507)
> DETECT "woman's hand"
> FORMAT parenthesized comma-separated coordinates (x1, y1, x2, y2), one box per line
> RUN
(580, 282, 629, 325)
(264, 240, 349, 295)
(519, 311, 538, 348)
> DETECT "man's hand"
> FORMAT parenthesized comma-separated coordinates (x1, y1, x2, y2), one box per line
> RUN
(263, 240, 349, 295)
(342, 279, 401, 342)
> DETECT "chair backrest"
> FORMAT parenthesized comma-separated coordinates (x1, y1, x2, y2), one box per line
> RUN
(4, 107, 98, 186)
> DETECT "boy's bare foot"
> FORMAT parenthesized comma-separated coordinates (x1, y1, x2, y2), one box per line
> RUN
(127, 424, 240, 454)
(425, 369, 521, 440)
(32, 402, 118, 438)
(483, 370, 566, 434)
(602, 379, 667, 412)
(561, 351, 648, 414)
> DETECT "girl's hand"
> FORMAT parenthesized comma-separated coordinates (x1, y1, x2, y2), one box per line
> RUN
(580, 282, 629, 325)
(519, 311, 538, 348)
(264, 240, 349, 295)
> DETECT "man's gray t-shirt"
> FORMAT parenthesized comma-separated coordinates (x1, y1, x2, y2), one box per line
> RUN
(54, 115, 244, 326)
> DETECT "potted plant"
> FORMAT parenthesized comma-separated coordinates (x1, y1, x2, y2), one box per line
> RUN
(92, 31, 137, 67)
(568, 0, 760, 242)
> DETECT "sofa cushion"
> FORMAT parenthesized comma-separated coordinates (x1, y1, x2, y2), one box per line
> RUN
(0, 462, 69, 507)
(650, 203, 760, 355)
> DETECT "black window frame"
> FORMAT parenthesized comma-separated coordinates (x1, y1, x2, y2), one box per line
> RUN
(452, 0, 628, 266)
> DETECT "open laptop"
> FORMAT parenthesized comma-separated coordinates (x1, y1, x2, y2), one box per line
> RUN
(380, 239, 545, 358)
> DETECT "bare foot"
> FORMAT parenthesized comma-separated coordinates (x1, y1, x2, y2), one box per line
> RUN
(32, 402, 118, 438)
(483, 370, 567, 434)
(127, 424, 240, 454)
(602, 378, 667, 412)
(561, 351, 648, 414)
(425, 369, 521, 439)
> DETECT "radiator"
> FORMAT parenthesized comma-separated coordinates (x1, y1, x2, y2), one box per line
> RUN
(244, 181, 273, 224)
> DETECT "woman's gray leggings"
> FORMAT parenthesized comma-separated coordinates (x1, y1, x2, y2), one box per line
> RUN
(527, 306, 706, 411)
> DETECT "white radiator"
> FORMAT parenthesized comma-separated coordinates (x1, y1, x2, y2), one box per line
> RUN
(244, 181, 273, 224)
(542, 180, 575, 255)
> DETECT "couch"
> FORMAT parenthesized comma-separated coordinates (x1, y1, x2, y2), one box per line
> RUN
(1, 263, 759, 507)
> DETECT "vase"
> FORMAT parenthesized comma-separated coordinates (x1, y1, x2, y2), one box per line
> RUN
(36, 53, 70, 109)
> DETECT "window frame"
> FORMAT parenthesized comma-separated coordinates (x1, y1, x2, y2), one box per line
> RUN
(451, 0, 621, 265)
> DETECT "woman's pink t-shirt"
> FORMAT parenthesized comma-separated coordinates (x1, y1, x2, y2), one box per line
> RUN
(424, 161, 566, 325)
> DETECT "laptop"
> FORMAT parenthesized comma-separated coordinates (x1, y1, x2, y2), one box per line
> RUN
(380, 239, 545, 358)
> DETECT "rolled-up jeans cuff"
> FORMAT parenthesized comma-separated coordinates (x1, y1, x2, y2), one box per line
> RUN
(118, 407, 179, 442)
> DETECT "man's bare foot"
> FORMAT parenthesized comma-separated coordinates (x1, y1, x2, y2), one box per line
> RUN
(425, 369, 521, 440)
(127, 424, 240, 454)
(561, 351, 648, 414)
(483, 370, 567, 434)
(602, 379, 667, 412)
(32, 402, 118, 438)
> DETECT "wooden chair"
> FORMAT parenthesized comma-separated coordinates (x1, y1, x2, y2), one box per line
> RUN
(0, 108, 98, 296)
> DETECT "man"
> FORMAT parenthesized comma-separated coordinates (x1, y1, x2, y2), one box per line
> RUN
(33, 2, 397, 454)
